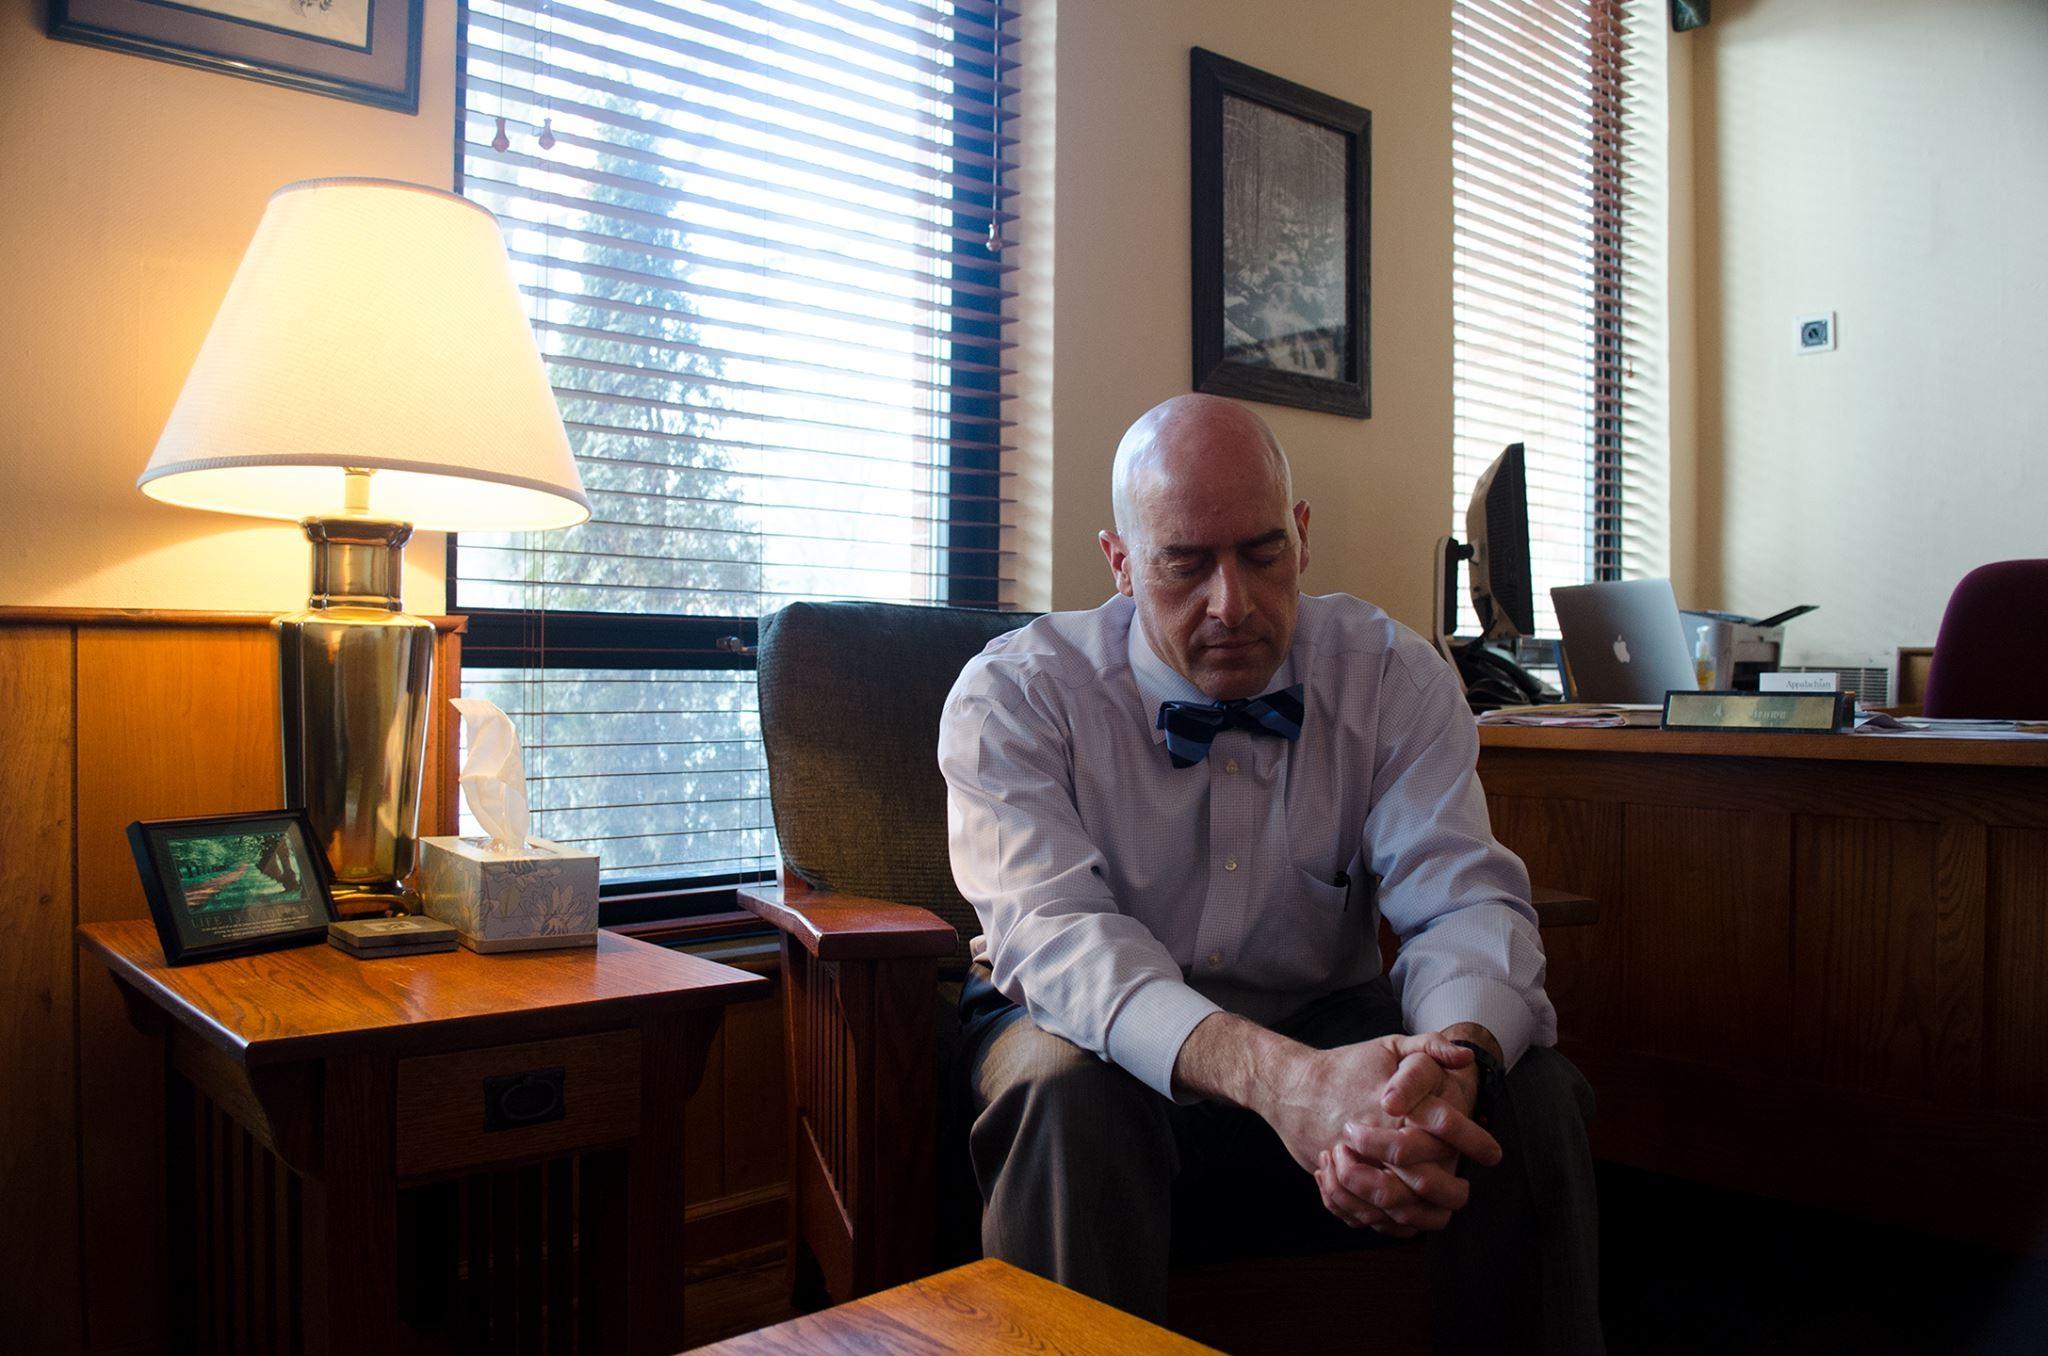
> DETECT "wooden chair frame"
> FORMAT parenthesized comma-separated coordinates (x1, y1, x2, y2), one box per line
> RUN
(741, 875, 1595, 1333)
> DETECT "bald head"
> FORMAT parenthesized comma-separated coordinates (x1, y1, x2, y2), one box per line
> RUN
(1110, 394, 1293, 542)
(1099, 395, 1311, 700)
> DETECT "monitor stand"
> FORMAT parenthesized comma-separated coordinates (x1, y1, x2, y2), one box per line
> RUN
(1433, 534, 1561, 713)
(1450, 640, 1559, 712)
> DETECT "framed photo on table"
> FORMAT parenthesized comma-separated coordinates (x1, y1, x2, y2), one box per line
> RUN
(47, 0, 423, 113)
(128, 810, 338, 964)
(1190, 48, 1371, 418)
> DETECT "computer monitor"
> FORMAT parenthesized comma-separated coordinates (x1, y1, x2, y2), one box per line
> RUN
(1466, 443, 1535, 644)
(1433, 442, 1554, 709)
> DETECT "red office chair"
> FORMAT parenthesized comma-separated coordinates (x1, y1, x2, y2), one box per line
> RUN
(1921, 560, 2048, 719)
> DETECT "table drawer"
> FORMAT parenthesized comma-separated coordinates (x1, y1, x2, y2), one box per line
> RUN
(394, 1029, 641, 1179)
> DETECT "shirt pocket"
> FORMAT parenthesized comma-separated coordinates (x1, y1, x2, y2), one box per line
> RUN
(1292, 865, 1352, 916)
(1236, 865, 1358, 991)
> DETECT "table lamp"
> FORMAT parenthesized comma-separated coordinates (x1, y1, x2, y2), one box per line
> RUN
(137, 178, 587, 914)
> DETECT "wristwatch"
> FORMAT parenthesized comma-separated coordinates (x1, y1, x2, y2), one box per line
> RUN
(1450, 1039, 1505, 1126)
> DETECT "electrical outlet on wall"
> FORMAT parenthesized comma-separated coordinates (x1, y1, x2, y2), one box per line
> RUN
(1796, 312, 1836, 354)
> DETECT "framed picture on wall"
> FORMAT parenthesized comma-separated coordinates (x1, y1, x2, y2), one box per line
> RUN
(47, 0, 423, 114)
(1190, 48, 1371, 418)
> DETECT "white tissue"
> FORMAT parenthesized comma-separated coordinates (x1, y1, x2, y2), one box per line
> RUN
(451, 697, 531, 852)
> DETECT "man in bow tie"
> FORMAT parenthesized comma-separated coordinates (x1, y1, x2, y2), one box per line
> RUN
(938, 394, 1600, 1350)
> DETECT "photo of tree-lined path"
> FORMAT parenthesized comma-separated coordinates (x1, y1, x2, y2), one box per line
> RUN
(171, 831, 306, 913)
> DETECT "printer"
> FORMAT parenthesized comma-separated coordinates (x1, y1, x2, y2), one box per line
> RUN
(1680, 605, 1817, 691)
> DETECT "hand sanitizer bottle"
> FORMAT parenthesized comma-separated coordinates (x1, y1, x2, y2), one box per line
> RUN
(1693, 625, 1717, 691)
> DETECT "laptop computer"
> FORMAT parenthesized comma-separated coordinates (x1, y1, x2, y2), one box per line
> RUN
(1552, 578, 1700, 704)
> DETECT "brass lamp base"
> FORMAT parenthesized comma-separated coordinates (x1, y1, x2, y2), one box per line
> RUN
(276, 516, 435, 915)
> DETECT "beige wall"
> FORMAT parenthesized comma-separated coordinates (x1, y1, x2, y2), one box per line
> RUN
(1039, 0, 1453, 627)
(0, 0, 456, 613)
(5, 0, 1455, 629)
(1694, 0, 2048, 662)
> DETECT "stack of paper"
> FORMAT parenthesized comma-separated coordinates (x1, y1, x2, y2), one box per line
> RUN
(1854, 713, 2048, 740)
(1477, 703, 1664, 728)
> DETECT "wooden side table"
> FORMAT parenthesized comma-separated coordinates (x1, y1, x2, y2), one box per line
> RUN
(689, 1258, 1221, 1354)
(78, 920, 766, 1355)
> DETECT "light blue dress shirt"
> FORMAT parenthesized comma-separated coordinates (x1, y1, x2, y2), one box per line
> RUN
(938, 591, 1556, 1099)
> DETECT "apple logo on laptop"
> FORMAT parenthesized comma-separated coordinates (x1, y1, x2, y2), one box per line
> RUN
(1612, 636, 1631, 664)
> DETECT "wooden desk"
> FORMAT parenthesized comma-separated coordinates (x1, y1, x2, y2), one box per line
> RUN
(1477, 727, 2048, 1247)
(78, 920, 767, 1355)
(689, 1258, 1219, 1354)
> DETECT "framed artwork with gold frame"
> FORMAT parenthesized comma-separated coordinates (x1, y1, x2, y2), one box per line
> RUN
(48, 0, 423, 113)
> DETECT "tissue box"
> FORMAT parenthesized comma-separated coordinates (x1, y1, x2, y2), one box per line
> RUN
(418, 836, 599, 952)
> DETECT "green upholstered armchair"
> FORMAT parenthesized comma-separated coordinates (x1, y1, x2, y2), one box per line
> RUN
(740, 602, 1021, 1303)
(739, 600, 1593, 1352)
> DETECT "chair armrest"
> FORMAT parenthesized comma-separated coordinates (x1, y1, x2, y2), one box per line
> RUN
(1531, 885, 1598, 928)
(738, 883, 958, 962)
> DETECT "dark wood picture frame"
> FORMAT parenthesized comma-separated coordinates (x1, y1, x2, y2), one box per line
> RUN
(1190, 48, 1371, 418)
(127, 809, 338, 965)
(48, 0, 423, 114)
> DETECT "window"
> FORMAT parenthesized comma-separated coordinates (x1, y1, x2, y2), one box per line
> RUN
(1450, 0, 1663, 639)
(453, 0, 1017, 914)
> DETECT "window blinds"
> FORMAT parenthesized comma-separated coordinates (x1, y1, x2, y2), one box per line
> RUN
(1450, 0, 1630, 640)
(456, 0, 1017, 619)
(453, 0, 1018, 892)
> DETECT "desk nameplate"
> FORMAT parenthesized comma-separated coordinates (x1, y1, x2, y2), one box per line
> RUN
(1662, 689, 1850, 733)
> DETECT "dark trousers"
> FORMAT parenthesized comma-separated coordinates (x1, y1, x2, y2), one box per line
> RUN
(958, 967, 1605, 1353)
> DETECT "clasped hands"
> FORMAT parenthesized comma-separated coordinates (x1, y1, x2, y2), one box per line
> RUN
(1275, 1032, 1503, 1237)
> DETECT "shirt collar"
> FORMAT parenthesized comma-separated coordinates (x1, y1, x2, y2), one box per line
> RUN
(1125, 604, 1297, 746)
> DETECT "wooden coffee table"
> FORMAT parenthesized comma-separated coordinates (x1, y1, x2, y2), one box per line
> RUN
(689, 1258, 1220, 1354)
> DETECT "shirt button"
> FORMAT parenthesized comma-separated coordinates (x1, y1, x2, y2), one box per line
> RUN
(1224, 758, 1240, 774)
(1207, 950, 1223, 968)
(1223, 858, 1239, 872)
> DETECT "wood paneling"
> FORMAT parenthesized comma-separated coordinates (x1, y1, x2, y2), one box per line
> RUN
(1930, 822, 1988, 1101)
(625, 1014, 715, 1354)
(1988, 829, 2048, 1119)
(1792, 818, 1985, 1101)
(1625, 805, 1793, 1072)
(720, 972, 789, 1198)
(74, 626, 280, 1352)
(1486, 795, 1623, 1049)
(1477, 727, 2048, 1249)
(0, 628, 80, 1353)
(0, 611, 496, 1352)
(686, 994, 730, 1204)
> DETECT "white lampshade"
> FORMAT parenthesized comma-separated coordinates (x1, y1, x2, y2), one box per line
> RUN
(139, 178, 588, 533)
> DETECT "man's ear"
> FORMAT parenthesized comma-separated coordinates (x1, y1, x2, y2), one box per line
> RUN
(1099, 530, 1136, 598)
(1293, 500, 1311, 574)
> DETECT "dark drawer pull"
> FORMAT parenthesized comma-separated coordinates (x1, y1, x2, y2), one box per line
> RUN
(484, 1067, 566, 1130)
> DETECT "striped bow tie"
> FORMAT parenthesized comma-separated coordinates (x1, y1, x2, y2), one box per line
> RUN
(1156, 684, 1305, 768)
